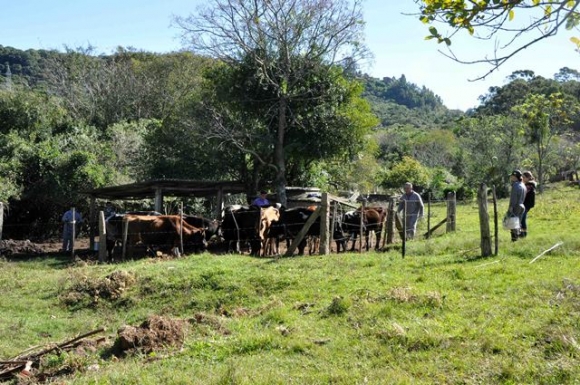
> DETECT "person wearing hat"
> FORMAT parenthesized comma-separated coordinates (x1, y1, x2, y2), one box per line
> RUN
(507, 170, 526, 241)
(521, 171, 536, 238)
(251, 190, 270, 207)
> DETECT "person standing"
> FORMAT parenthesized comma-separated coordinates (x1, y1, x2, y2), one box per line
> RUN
(521, 171, 536, 238)
(507, 170, 526, 242)
(251, 190, 270, 207)
(104, 201, 116, 222)
(62, 206, 83, 252)
(398, 182, 424, 240)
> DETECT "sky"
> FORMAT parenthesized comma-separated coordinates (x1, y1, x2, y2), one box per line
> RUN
(1, 1, 578, 111)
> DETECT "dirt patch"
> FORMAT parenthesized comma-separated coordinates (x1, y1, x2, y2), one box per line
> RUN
(189, 312, 231, 336)
(115, 315, 186, 355)
(61, 270, 136, 308)
(0, 239, 47, 255)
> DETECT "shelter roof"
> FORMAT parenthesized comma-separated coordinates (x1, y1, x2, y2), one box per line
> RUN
(83, 179, 246, 200)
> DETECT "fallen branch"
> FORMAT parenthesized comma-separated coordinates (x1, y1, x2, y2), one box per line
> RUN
(530, 242, 564, 264)
(16, 327, 106, 361)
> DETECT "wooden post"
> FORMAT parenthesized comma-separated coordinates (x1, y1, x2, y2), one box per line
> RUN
(359, 201, 365, 253)
(71, 207, 76, 260)
(89, 197, 96, 252)
(0, 202, 3, 241)
(330, 202, 337, 252)
(426, 192, 431, 239)
(402, 200, 406, 258)
(380, 203, 388, 249)
(98, 211, 107, 263)
(121, 216, 129, 260)
(492, 185, 499, 256)
(215, 187, 224, 221)
(386, 199, 394, 245)
(478, 183, 492, 257)
(446, 191, 456, 233)
(179, 202, 184, 256)
(285, 208, 321, 257)
(319, 193, 330, 255)
(154, 187, 163, 213)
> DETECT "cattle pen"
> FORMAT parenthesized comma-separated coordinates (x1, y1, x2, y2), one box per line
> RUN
(79, 180, 501, 262)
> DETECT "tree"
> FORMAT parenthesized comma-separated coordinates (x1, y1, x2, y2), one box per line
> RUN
(415, 0, 580, 79)
(512, 92, 580, 190)
(174, 0, 369, 204)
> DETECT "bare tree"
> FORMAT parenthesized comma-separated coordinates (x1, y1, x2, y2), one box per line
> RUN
(414, 0, 580, 80)
(173, 0, 368, 204)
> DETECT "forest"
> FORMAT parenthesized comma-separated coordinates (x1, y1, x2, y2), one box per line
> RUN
(1, 42, 579, 238)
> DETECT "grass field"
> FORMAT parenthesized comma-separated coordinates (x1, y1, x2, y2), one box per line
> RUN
(0, 183, 579, 384)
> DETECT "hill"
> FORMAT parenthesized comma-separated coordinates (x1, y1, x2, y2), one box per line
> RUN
(0, 183, 578, 384)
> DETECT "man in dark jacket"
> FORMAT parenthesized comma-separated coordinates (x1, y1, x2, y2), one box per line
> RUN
(521, 178, 536, 238)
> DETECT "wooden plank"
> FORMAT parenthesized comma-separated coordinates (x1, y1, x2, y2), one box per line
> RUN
(284, 208, 321, 257)
(423, 218, 447, 238)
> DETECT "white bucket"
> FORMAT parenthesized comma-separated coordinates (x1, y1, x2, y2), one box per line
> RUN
(503, 216, 520, 230)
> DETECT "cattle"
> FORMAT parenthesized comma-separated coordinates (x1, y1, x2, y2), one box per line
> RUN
(343, 207, 387, 251)
(267, 206, 346, 256)
(183, 215, 221, 242)
(221, 206, 262, 256)
(123, 215, 205, 257)
(258, 206, 280, 256)
(105, 214, 205, 259)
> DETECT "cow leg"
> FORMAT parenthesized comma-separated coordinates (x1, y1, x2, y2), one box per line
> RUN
(375, 230, 381, 250)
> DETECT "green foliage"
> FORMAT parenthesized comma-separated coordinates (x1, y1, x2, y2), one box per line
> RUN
(382, 156, 430, 189)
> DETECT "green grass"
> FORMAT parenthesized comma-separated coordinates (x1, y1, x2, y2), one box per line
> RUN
(1, 183, 579, 384)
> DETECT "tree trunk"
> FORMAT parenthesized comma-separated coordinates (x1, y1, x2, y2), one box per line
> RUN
(274, 97, 288, 206)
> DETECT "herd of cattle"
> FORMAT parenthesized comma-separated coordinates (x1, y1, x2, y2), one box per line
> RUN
(103, 205, 388, 260)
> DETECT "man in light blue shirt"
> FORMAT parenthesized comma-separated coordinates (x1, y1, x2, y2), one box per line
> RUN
(62, 207, 83, 252)
(398, 182, 424, 240)
(252, 191, 270, 207)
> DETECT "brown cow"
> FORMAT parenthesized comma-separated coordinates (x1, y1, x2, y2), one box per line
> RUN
(124, 215, 205, 257)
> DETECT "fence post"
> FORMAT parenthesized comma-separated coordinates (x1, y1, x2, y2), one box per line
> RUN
(98, 211, 107, 263)
(446, 191, 456, 233)
(386, 199, 394, 245)
(402, 200, 406, 258)
(319, 193, 330, 255)
(0, 202, 3, 241)
(122, 216, 129, 260)
(179, 202, 184, 256)
(426, 192, 431, 239)
(492, 185, 499, 256)
(359, 201, 365, 253)
(478, 183, 492, 257)
(331, 202, 337, 252)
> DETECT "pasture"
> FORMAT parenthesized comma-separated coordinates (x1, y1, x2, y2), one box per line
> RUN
(0, 183, 579, 384)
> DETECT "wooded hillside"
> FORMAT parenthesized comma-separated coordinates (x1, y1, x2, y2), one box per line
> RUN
(1, 44, 579, 237)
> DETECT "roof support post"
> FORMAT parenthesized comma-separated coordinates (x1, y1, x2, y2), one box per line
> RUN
(154, 187, 163, 213)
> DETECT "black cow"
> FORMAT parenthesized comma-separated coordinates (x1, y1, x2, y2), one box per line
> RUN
(221, 206, 262, 256)
(183, 215, 221, 243)
(268, 207, 346, 255)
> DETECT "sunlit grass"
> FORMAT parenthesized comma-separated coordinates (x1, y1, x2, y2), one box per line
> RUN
(0, 183, 579, 384)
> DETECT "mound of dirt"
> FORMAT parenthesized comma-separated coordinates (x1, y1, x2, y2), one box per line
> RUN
(61, 270, 136, 307)
(116, 315, 186, 354)
(0, 239, 46, 255)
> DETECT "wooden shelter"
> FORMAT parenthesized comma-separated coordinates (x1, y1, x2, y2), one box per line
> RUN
(84, 179, 246, 250)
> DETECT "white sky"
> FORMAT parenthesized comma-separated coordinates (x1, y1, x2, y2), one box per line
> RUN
(1, 0, 578, 110)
